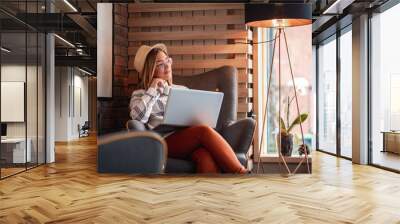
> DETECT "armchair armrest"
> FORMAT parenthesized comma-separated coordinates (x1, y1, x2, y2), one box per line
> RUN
(98, 131, 167, 174)
(221, 118, 256, 154)
(126, 120, 147, 131)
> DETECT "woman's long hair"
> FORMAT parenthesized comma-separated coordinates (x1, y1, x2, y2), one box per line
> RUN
(139, 48, 167, 90)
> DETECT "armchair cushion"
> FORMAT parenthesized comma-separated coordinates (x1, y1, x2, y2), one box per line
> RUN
(165, 158, 196, 173)
(235, 153, 248, 167)
(221, 118, 256, 154)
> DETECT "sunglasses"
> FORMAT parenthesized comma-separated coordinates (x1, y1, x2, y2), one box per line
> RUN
(155, 57, 173, 71)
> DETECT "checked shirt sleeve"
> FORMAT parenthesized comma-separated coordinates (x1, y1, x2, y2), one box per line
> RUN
(129, 87, 160, 123)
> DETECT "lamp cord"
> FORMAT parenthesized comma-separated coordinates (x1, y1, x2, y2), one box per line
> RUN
(235, 37, 277, 45)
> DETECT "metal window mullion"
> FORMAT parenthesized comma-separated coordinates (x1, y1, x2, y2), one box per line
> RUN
(44, 0, 51, 165)
(367, 11, 373, 165)
(72, 68, 75, 118)
(68, 68, 71, 118)
(25, 0, 28, 171)
(36, 0, 39, 167)
(336, 31, 341, 157)
(316, 45, 319, 151)
(44, 20, 47, 164)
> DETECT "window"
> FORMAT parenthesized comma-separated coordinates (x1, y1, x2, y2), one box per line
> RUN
(317, 36, 337, 154)
(340, 28, 352, 158)
(316, 25, 353, 158)
(257, 25, 314, 156)
(370, 3, 400, 171)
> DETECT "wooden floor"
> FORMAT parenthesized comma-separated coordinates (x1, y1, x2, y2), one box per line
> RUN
(372, 150, 400, 171)
(1, 135, 400, 223)
(1, 167, 26, 178)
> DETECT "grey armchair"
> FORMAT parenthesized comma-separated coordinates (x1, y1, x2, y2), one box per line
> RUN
(98, 66, 256, 174)
(98, 131, 167, 173)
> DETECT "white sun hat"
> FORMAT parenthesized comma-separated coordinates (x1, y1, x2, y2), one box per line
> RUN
(133, 43, 168, 74)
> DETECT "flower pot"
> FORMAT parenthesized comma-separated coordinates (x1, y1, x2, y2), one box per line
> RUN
(298, 144, 310, 156)
(277, 133, 293, 156)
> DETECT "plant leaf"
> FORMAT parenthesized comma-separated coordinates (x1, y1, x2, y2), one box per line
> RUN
(279, 116, 286, 132)
(287, 113, 308, 133)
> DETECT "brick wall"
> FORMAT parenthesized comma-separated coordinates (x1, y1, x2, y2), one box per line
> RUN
(97, 3, 132, 135)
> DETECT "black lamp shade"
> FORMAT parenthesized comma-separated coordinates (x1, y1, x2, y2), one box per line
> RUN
(245, 3, 312, 28)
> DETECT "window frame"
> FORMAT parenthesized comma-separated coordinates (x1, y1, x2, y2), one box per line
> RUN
(254, 26, 314, 160)
(314, 24, 353, 160)
(367, 1, 400, 173)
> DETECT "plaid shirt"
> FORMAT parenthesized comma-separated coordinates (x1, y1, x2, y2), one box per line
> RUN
(129, 84, 188, 129)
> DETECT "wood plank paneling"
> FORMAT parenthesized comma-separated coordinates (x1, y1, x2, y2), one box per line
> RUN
(128, 30, 247, 41)
(128, 15, 244, 27)
(204, 9, 216, 74)
(127, 58, 247, 70)
(238, 69, 252, 84)
(180, 10, 192, 76)
(251, 28, 259, 162)
(239, 87, 253, 98)
(192, 9, 205, 75)
(238, 103, 253, 113)
(128, 44, 248, 56)
(128, 3, 243, 13)
(172, 59, 247, 69)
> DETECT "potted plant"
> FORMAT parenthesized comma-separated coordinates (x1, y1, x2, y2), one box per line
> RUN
(277, 96, 308, 156)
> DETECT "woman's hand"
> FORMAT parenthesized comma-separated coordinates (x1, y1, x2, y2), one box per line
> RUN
(150, 78, 167, 89)
(150, 78, 168, 94)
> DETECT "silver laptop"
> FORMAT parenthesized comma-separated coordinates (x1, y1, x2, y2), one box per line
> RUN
(162, 88, 224, 128)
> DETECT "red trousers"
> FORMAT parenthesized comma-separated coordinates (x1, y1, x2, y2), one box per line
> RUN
(165, 125, 247, 174)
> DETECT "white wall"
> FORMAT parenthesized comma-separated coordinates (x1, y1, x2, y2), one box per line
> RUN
(55, 67, 69, 141)
(97, 3, 113, 98)
(71, 73, 89, 138)
(46, 33, 55, 163)
(1, 65, 27, 143)
(55, 67, 89, 141)
(1, 65, 38, 137)
(1, 65, 26, 136)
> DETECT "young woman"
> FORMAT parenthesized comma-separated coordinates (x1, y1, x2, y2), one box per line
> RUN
(129, 43, 248, 174)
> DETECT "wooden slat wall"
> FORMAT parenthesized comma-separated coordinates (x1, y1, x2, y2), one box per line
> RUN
(251, 28, 259, 165)
(127, 3, 253, 118)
